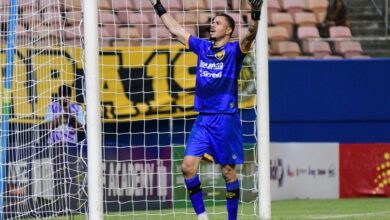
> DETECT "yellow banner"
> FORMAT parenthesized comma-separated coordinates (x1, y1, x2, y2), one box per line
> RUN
(0, 46, 255, 123)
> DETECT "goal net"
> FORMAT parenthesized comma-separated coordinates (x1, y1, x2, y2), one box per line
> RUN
(0, 0, 259, 219)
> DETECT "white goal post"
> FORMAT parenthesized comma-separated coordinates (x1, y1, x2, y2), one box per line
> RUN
(0, 0, 270, 219)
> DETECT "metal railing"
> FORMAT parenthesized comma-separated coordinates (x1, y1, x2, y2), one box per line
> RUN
(386, 0, 389, 36)
(370, 0, 389, 36)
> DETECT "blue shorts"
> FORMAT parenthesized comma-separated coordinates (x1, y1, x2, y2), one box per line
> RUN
(185, 113, 243, 165)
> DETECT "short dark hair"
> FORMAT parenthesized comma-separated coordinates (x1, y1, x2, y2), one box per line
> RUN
(58, 84, 72, 97)
(214, 13, 235, 37)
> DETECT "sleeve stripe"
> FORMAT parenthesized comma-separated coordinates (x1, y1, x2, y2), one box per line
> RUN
(239, 41, 250, 54)
(185, 33, 191, 50)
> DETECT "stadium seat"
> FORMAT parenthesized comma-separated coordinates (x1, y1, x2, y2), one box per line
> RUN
(34, 36, 61, 46)
(131, 0, 155, 12)
(271, 12, 294, 37)
(305, 0, 328, 22)
(295, 56, 316, 59)
(15, 24, 29, 37)
(117, 12, 152, 25)
(335, 41, 363, 58)
(294, 12, 318, 27)
(18, 0, 36, 9)
(28, 24, 59, 40)
(329, 26, 352, 38)
(269, 55, 289, 59)
(268, 0, 282, 18)
(183, 0, 208, 11)
(0, 8, 9, 25)
(111, 0, 134, 11)
(350, 55, 371, 59)
(297, 26, 320, 39)
(232, 26, 249, 39)
(161, 0, 183, 12)
(99, 39, 112, 47)
(186, 26, 198, 36)
(281, 0, 305, 16)
(63, 37, 81, 46)
(39, 0, 59, 9)
(199, 12, 213, 24)
(42, 7, 63, 27)
(232, 0, 251, 11)
(302, 41, 331, 58)
(99, 26, 116, 38)
(268, 26, 290, 41)
(132, 25, 151, 38)
(63, 25, 83, 40)
(118, 26, 141, 39)
(271, 41, 301, 58)
(99, 0, 112, 10)
(229, 12, 246, 26)
(323, 55, 343, 59)
(20, 8, 42, 27)
(0, 1, 10, 8)
(99, 12, 118, 25)
(206, 0, 228, 12)
(173, 12, 199, 25)
(147, 12, 165, 25)
(150, 26, 172, 39)
(61, 0, 82, 10)
(65, 10, 82, 26)
(117, 13, 153, 38)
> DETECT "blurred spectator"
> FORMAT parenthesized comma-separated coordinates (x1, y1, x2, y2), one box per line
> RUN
(320, 0, 350, 37)
(43, 84, 85, 215)
(44, 84, 85, 145)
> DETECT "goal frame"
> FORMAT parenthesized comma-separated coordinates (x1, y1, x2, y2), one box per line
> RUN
(81, 0, 271, 219)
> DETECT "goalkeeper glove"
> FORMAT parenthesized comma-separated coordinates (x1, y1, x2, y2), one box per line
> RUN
(248, 0, 263, 20)
(150, 0, 167, 17)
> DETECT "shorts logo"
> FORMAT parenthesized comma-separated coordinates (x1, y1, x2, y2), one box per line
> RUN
(215, 50, 225, 60)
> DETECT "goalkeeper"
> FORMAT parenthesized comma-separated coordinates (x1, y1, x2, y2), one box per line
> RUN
(150, 0, 263, 219)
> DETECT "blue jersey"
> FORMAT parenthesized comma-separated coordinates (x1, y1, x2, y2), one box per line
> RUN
(186, 35, 247, 113)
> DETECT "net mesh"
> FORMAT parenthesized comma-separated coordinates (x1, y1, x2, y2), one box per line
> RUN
(0, 0, 258, 219)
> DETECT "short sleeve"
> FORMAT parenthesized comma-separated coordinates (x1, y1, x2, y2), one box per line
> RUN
(187, 35, 206, 55)
(44, 104, 55, 122)
(235, 41, 247, 59)
(76, 105, 85, 126)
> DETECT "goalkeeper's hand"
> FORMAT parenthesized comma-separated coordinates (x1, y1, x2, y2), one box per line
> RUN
(150, 0, 167, 17)
(248, 0, 263, 20)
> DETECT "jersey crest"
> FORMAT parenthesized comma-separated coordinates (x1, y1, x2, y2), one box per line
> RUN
(215, 50, 225, 60)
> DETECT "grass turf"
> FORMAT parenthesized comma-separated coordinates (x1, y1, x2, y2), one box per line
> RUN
(41, 198, 390, 220)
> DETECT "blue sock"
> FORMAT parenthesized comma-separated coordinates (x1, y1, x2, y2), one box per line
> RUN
(226, 179, 240, 220)
(184, 175, 206, 215)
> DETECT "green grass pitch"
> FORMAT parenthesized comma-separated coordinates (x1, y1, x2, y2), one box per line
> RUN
(48, 198, 390, 220)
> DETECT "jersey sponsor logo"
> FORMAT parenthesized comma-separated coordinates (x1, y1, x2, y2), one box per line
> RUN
(200, 70, 222, 78)
(200, 60, 223, 70)
(215, 50, 225, 60)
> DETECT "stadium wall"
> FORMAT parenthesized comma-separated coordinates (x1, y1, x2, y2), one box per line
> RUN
(269, 59, 390, 143)
(5, 58, 390, 207)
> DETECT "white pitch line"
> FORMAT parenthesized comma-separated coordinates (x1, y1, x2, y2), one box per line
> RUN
(305, 211, 390, 219)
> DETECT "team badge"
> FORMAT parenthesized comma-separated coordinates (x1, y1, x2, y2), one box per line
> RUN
(215, 50, 225, 60)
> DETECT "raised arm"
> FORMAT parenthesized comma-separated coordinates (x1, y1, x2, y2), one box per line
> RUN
(240, 0, 263, 53)
(150, 0, 188, 45)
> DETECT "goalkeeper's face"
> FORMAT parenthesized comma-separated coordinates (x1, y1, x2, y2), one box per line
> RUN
(210, 16, 232, 41)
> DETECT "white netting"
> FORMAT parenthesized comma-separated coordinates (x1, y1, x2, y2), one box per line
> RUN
(0, 0, 258, 219)
(1, 0, 86, 218)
